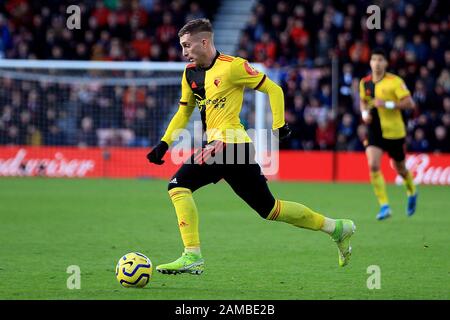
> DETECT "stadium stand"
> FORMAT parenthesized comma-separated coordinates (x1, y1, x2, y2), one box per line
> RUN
(0, 0, 449, 153)
(0, 0, 217, 147)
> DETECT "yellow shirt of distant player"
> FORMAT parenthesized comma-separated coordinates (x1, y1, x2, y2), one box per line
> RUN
(360, 73, 411, 139)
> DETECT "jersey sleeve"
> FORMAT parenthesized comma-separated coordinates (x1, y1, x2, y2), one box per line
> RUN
(229, 57, 266, 89)
(256, 76, 285, 129)
(180, 68, 196, 107)
(359, 80, 366, 101)
(160, 68, 196, 146)
(394, 77, 411, 100)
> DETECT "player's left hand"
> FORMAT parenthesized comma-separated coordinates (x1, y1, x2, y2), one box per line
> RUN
(147, 141, 169, 165)
(274, 123, 292, 141)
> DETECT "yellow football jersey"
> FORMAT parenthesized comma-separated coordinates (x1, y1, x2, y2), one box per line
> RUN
(360, 72, 411, 139)
(179, 51, 267, 143)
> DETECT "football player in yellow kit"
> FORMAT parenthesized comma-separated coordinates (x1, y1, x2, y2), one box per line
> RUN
(360, 48, 417, 220)
(147, 19, 355, 274)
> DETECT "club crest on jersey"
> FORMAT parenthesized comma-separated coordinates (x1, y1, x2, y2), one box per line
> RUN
(244, 61, 259, 76)
(214, 78, 221, 87)
(179, 221, 189, 227)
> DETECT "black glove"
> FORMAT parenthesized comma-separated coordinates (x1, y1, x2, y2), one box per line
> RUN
(274, 123, 292, 141)
(147, 141, 169, 165)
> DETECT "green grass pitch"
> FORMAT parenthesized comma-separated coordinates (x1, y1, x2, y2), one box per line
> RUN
(0, 177, 449, 300)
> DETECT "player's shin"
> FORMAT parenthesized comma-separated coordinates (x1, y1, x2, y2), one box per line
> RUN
(266, 199, 325, 231)
(168, 187, 201, 255)
(403, 170, 416, 196)
(370, 170, 389, 206)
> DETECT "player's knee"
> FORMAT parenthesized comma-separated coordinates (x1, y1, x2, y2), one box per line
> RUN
(240, 193, 274, 219)
(394, 162, 408, 176)
(369, 163, 380, 172)
(168, 186, 192, 202)
(255, 198, 276, 219)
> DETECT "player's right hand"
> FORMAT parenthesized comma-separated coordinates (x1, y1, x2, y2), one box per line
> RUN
(147, 141, 169, 165)
(274, 123, 292, 141)
(361, 110, 372, 124)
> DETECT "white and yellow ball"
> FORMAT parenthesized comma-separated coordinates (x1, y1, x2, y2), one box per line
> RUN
(115, 252, 153, 288)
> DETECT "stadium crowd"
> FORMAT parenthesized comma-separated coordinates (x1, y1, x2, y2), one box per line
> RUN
(0, 77, 179, 147)
(0, 0, 215, 147)
(0, 0, 449, 153)
(238, 0, 450, 152)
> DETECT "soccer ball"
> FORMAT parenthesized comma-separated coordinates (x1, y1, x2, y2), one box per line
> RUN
(115, 252, 153, 288)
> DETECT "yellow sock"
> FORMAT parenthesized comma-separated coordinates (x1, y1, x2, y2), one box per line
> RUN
(266, 199, 325, 231)
(404, 171, 416, 196)
(168, 187, 200, 249)
(370, 170, 389, 206)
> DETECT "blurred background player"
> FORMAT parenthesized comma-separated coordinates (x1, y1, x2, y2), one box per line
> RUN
(359, 48, 417, 220)
(147, 19, 355, 274)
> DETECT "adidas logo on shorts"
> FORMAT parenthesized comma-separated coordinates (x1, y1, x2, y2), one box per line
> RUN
(169, 178, 177, 184)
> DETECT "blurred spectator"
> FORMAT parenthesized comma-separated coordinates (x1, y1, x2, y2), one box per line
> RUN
(349, 40, 370, 64)
(431, 126, 450, 153)
(335, 133, 348, 151)
(315, 117, 335, 150)
(156, 12, 177, 47)
(0, 13, 12, 58)
(244, 14, 265, 43)
(304, 97, 327, 124)
(337, 113, 356, 141)
(129, 107, 150, 147)
(123, 86, 146, 124)
(299, 113, 316, 150)
(92, 1, 110, 27)
(315, 29, 331, 62)
(339, 64, 356, 110)
(253, 32, 277, 64)
(77, 116, 97, 147)
(26, 125, 42, 146)
(131, 30, 151, 59)
(185, 2, 205, 22)
(437, 69, 450, 92)
(410, 128, 430, 152)
(45, 125, 67, 146)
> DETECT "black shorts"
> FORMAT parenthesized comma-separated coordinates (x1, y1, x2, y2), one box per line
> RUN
(367, 135, 406, 162)
(168, 141, 275, 218)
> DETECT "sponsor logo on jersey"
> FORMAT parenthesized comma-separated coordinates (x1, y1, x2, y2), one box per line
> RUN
(194, 95, 227, 110)
(244, 61, 259, 76)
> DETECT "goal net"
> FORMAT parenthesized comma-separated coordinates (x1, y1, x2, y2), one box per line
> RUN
(0, 60, 271, 179)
